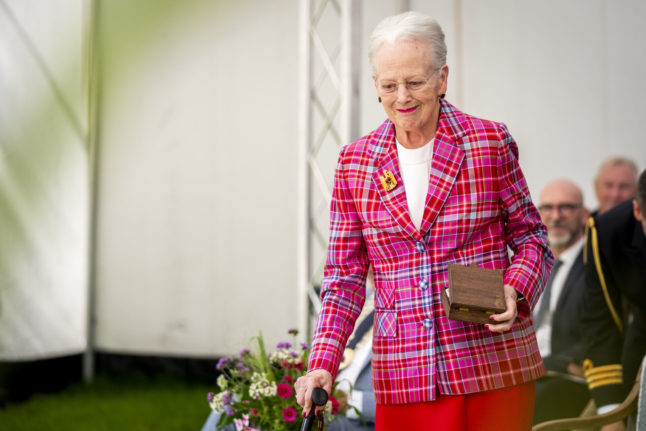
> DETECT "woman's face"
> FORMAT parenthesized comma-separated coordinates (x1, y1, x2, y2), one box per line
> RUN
(373, 40, 448, 138)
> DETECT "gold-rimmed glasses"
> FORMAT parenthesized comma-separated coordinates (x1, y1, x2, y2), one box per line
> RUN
(377, 76, 433, 95)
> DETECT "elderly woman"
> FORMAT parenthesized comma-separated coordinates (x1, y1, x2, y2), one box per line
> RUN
(295, 11, 552, 431)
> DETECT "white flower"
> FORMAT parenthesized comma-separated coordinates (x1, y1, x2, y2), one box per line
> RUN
(269, 349, 302, 365)
(217, 374, 228, 390)
(208, 391, 228, 412)
(248, 372, 277, 399)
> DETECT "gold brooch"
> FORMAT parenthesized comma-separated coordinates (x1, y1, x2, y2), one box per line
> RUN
(379, 169, 397, 192)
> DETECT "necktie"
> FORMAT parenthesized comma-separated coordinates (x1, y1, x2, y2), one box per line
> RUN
(533, 259, 563, 329)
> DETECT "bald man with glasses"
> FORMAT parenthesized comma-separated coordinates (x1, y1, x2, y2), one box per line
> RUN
(533, 179, 591, 424)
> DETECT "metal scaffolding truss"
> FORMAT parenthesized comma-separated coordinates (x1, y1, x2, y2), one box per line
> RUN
(297, 0, 361, 336)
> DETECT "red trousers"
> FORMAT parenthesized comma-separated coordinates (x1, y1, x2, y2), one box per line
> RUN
(375, 381, 536, 431)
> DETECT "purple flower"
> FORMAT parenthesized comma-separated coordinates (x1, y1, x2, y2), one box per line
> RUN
(300, 343, 309, 350)
(222, 390, 233, 406)
(289, 351, 299, 358)
(238, 348, 251, 357)
(216, 356, 233, 370)
(207, 392, 214, 403)
(282, 407, 297, 422)
(276, 341, 292, 349)
(236, 362, 249, 373)
(226, 408, 235, 416)
(276, 383, 293, 399)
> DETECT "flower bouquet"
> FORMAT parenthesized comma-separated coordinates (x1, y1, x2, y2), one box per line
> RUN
(207, 329, 347, 431)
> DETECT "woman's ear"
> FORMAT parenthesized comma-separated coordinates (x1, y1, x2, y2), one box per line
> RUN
(439, 64, 449, 96)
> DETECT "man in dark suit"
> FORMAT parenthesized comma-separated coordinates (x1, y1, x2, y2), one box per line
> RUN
(580, 168, 646, 431)
(533, 179, 591, 424)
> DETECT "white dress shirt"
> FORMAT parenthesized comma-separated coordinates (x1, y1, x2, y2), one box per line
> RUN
(396, 139, 433, 231)
(535, 237, 585, 357)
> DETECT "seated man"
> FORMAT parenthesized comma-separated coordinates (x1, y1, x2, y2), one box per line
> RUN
(532, 179, 590, 424)
(592, 157, 638, 215)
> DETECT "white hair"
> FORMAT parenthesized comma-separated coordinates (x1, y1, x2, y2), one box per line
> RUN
(368, 11, 447, 75)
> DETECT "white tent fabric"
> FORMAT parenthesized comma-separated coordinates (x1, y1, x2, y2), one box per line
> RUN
(0, 0, 88, 360)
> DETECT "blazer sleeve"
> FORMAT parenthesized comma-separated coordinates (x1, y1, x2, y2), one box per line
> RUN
(307, 145, 369, 378)
(496, 123, 553, 309)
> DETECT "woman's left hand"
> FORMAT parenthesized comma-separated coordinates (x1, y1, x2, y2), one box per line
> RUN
(486, 284, 518, 332)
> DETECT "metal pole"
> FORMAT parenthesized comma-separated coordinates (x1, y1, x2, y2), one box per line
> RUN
(341, 0, 362, 145)
(83, 0, 101, 382)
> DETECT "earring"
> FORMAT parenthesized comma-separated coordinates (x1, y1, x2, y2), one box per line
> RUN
(440, 93, 446, 99)
(378, 97, 382, 103)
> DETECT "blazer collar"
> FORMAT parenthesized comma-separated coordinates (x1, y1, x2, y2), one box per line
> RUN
(371, 100, 467, 240)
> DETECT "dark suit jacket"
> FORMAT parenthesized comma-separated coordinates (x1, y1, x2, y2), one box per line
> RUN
(581, 199, 646, 407)
(543, 250, 587, 374)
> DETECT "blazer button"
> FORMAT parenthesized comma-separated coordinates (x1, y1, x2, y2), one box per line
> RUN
(415, 241, 425, 253)
(423, 319, 433, 330)
(419, 279, 428, 290)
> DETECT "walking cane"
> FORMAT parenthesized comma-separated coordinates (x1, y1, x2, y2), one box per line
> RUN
(300, 387, 328, 431)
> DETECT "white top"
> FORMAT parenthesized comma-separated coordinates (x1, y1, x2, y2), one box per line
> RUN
(535, 237, 585, 357)
(396, 139, 434, 230)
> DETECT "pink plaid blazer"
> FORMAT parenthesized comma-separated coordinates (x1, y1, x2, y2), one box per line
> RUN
(308, 100, 553, 405)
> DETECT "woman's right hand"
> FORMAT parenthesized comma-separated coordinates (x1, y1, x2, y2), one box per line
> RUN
(295, 369, 334, 417)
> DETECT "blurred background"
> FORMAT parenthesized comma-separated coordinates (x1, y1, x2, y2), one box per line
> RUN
(0, 0, 645, 427)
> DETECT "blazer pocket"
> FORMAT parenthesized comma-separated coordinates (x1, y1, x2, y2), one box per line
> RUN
(375, 310, 397, 338)
(375, 286, 396, 309)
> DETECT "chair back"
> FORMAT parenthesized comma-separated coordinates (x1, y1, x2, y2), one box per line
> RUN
(635, 355, 646, 430)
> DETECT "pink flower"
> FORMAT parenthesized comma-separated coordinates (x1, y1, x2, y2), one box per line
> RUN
(282, 407, 297, 422)
(234, 415, 248, 430)
(329, 395, 340, 414)
(276, 382, 293, 399)
(234, 414, 259, 431)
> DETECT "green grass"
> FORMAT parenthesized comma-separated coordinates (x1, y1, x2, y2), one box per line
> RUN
(0, 375, 214, 430)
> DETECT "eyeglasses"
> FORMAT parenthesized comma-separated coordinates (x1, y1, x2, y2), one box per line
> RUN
(378, 76, 432, 95)
(538, 203, 582, 215)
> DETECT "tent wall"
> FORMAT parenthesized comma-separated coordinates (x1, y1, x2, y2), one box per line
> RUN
(0, 0, 88, 360)
(93, 0, 300, 357)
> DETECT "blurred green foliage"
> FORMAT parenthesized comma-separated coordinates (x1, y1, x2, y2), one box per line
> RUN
(0, 375, 213, 431)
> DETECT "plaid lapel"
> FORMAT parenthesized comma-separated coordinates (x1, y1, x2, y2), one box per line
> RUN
(371, 123, 422, 241)
(370, 101, 469, 240)
(419, 101, 467, 234)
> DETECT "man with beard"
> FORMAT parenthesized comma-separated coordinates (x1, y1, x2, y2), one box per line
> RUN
(533, 179, 591, 424)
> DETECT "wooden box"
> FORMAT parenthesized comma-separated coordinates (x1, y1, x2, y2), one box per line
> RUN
(440, 264, 505, 324)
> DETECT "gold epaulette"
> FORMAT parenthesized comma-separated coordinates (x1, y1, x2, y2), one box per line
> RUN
(584, 217, 623, 333)
(583, 359, 623, 390)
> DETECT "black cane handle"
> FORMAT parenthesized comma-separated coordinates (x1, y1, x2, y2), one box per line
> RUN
(300, 387, 328, 431)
